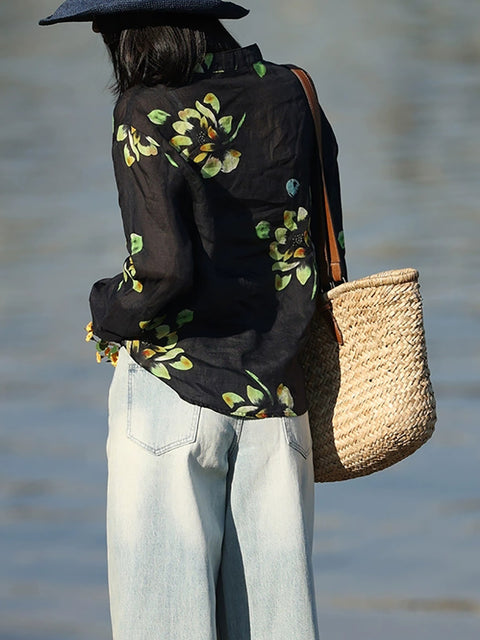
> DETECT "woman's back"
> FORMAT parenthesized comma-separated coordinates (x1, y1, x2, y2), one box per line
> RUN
(91, 44, 319, 418)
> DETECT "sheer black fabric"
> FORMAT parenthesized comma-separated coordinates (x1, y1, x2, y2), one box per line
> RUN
(89, 44, 346, 419)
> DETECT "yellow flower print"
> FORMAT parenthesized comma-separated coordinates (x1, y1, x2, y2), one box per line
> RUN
(255, 206, 317, 297)
(167, 93, 246, 179)
(85, 321, 94, 342)
(128, 310, 195, 380)
(116, 125, 160, 167)
(84, 321, 120, 367)
(222, 370, 296, 419)
(117, 256, 143, 293)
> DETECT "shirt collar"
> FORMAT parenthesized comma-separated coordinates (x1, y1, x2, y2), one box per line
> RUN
(196, 44, 263, 75)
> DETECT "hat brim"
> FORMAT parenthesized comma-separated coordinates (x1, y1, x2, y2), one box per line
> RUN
(39, 1, 249, 25)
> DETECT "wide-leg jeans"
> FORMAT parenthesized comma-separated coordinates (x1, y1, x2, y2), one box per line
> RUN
(106, 348, 319, 639)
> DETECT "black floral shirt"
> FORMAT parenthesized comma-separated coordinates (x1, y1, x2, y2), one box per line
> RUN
(89, 44, 346, 419)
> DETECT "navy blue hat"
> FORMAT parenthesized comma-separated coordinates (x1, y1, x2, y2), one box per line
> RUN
(39, 0, 249, 25)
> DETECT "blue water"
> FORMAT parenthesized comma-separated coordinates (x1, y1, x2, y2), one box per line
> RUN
(1, 1, 479, 638)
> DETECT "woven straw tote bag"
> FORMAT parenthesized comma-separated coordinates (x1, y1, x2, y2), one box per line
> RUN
(291, 68, 437, 482)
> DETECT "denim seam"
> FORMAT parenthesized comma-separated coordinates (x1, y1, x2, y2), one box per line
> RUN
(282, 417, 312, 459)
(227, 417, 244, 457)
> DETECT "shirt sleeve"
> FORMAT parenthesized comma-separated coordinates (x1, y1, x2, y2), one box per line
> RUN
(89, 123, 194, 343)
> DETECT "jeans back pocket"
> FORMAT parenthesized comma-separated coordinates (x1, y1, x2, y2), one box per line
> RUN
(283, 413, 312, 459)
(127, 362, 200, 456)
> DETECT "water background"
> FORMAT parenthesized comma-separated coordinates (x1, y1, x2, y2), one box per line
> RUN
(1, 1, 479, 638)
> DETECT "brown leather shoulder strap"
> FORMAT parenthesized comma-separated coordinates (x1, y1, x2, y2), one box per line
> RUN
(289, 66, 344, 285)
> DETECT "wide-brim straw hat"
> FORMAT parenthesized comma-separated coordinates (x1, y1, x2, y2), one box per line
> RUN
(39, 0, 249, 25)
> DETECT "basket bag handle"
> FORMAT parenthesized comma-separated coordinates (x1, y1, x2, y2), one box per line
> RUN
(289, 67, 345, 289)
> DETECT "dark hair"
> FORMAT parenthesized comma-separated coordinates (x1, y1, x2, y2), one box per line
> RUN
(96, 12, 240, 95)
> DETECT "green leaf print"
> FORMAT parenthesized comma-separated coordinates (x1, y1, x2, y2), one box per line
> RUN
(138, 138, 160, 157)
(283, 210, 298, 231)
(221, 150, 241, 174)
(204, 53, 214, 69)
(178, 108, 201, 122)
(139, 316, 166, 331)
(173, 121, 194, 135)
(277, 384, 294, 409)
(158, 347, 184, 361)
(311, 267, 318, 300)
(124, 145, 136, 167)
(176, 309, 194, 327)
(247, 386, 265, 405)
(275, 274, 292, 291)
(255, 221, 271, 239)
(228, 113, 247, 143)
(171, 135, 193, 149)
(195, 100, 217, 123)
(246, 370, 273, 403)
(201, 156, 223, 178)
(164, 332, 179, 349)
(150, 363, 171, 379)
(275, 228, 288, 244)
(296, 263, 312, 285)
(204, 93, 220, 114)
(130, 233, 143, 255)
(222, 392, 245, 409)
(154, 325, 171, 340)
(269, 242, 285, 261)
(297, 207, 309, 222)
(253, 62, 267, 78)
(164, 153, 179, 168)
(272, 261, 300, 273)
(147, 109, 171, 125)
(219, 116, 233, 135)
(117, 125, 128, 141)
(170, 357, 193, 371)
(232, 406, 262, 417)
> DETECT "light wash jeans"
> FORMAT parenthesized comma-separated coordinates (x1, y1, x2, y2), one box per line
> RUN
(107, 348, 319, 640)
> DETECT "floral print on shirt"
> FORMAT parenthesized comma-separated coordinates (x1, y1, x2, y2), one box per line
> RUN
(116, 125, 160, 167)
(126, 309, 195, 380)
(222, 370, 297, 418)
(117, 232, 145, 293)
(116, 257, 142, 293)
(84, 308, 195, 374)
(255, 206, 317, 298)
(88, 46, 347, 419)
(193, 52, 214, 75)
(85, 322, 120, 366)
(147, 93, 246, 179)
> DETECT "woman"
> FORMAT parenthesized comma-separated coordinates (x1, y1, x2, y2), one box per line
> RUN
(40, 1, 346, 638)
